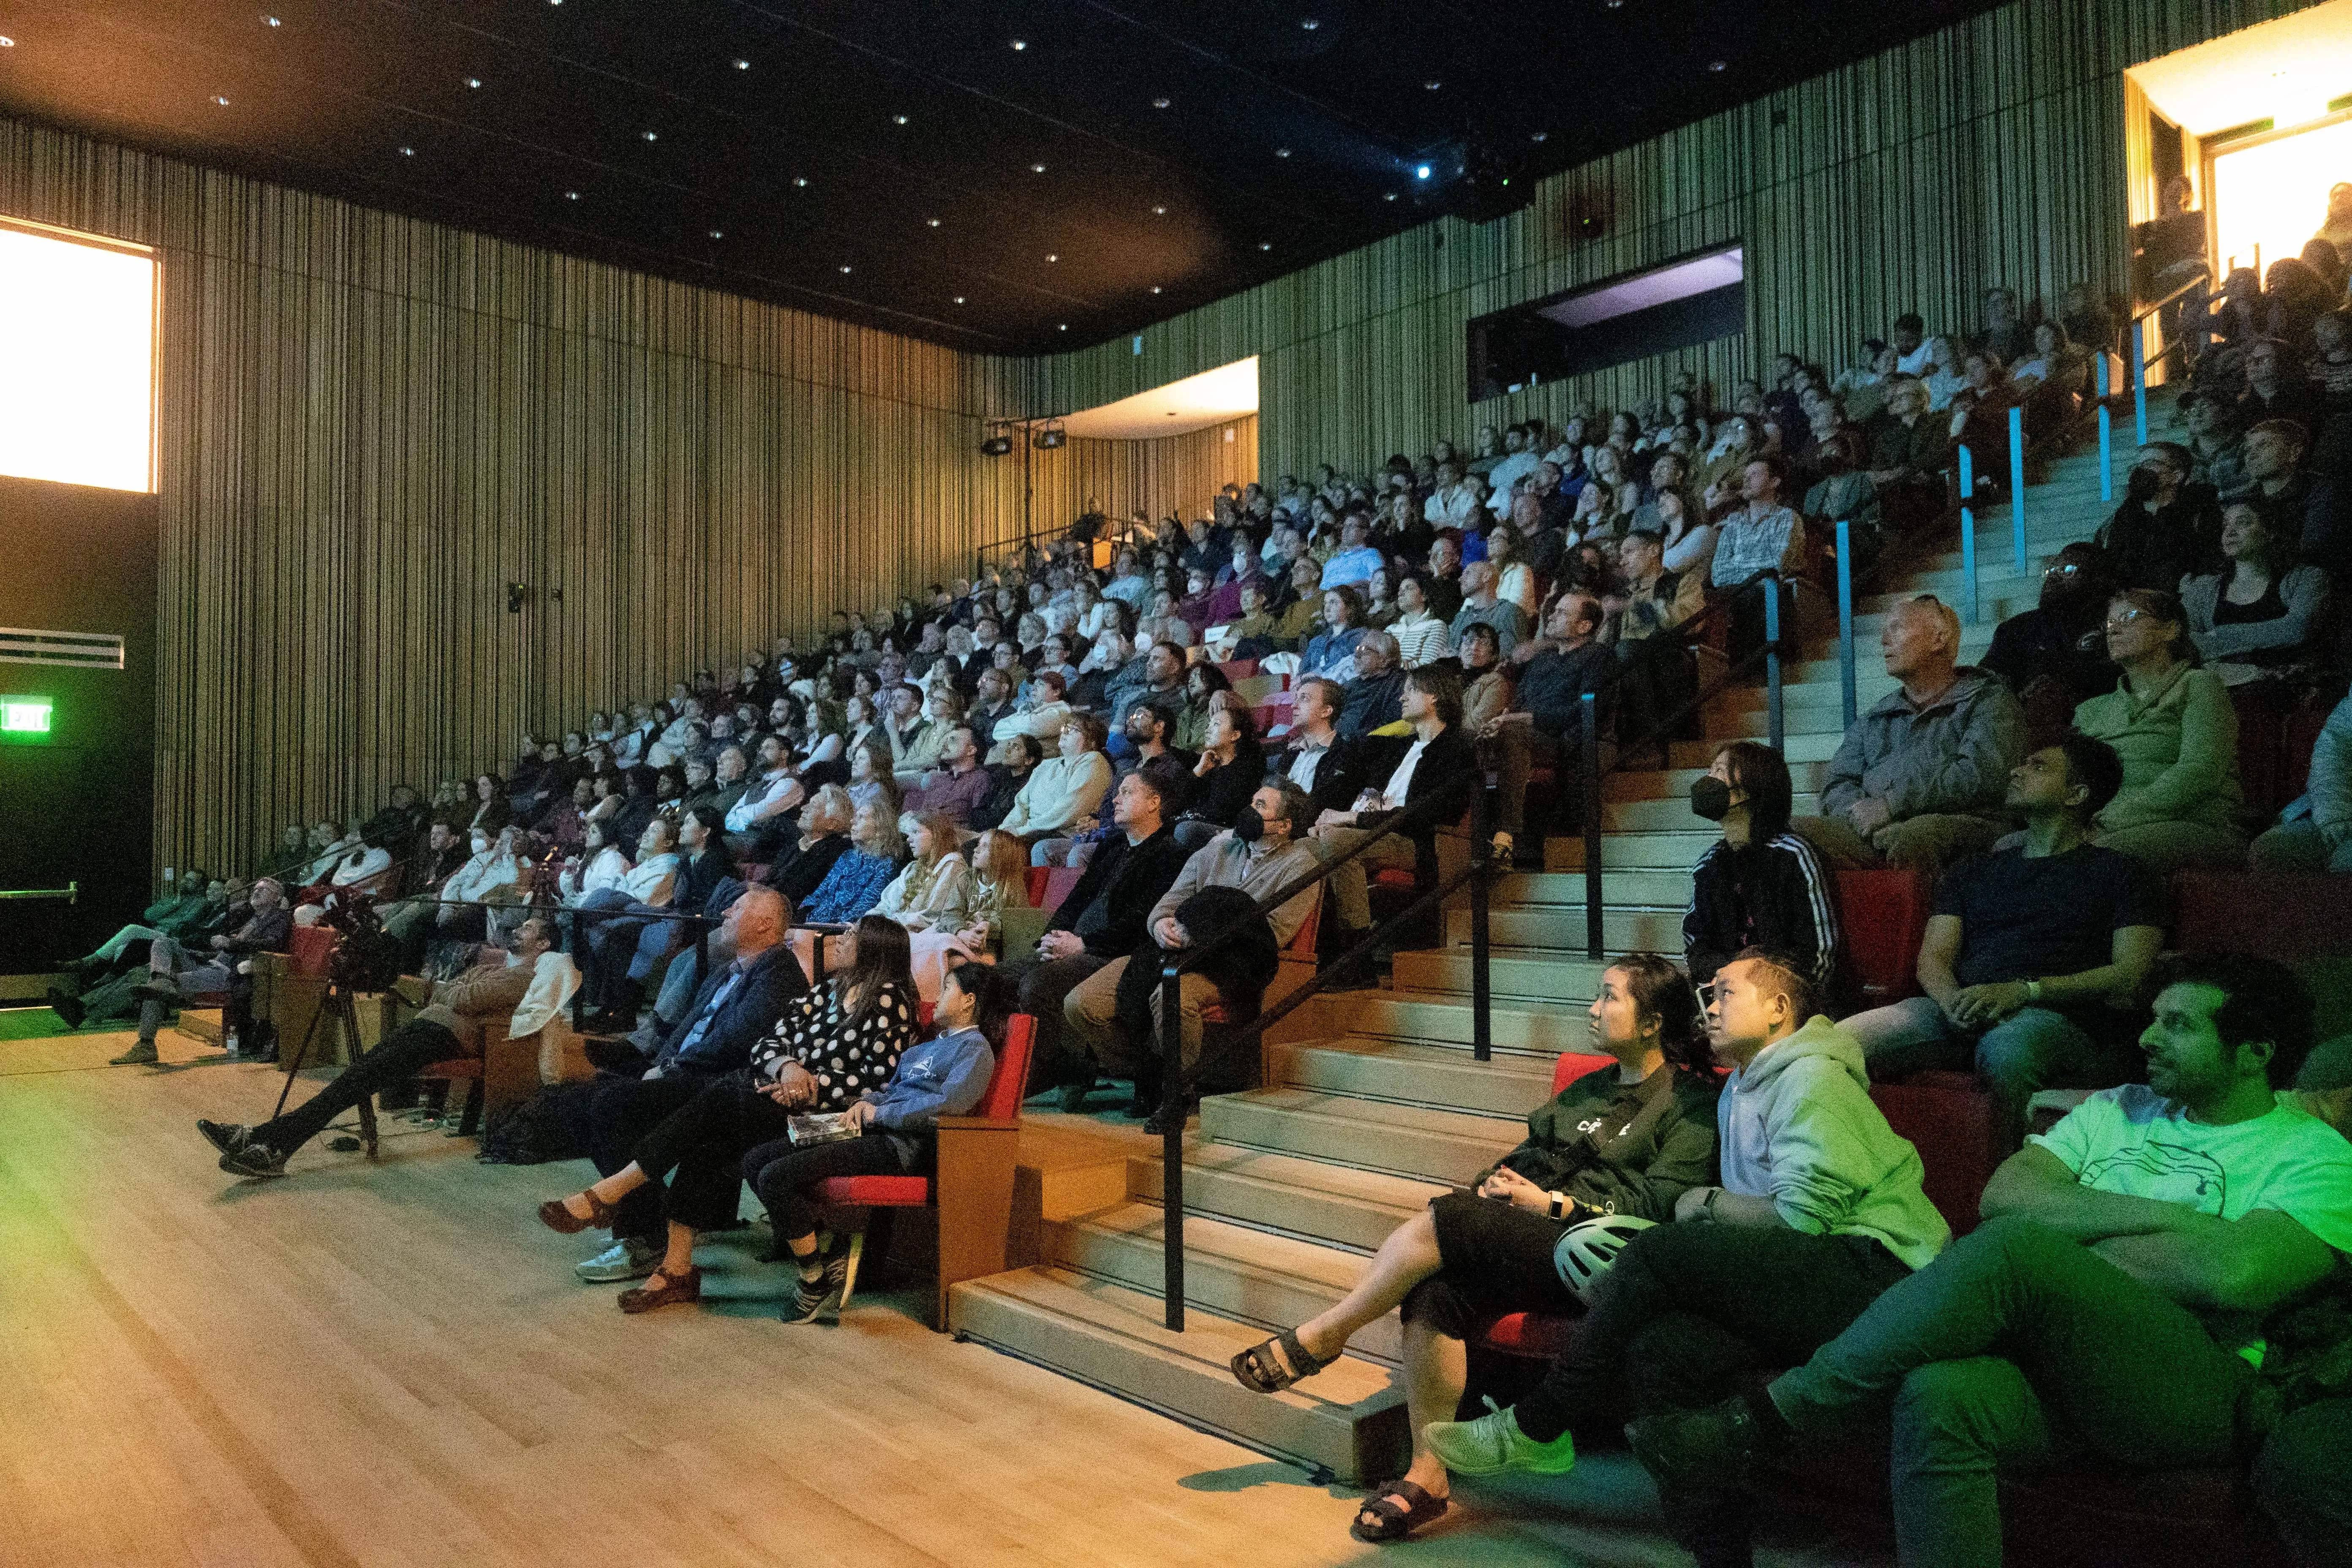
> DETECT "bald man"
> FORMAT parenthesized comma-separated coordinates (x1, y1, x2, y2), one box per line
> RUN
(1794, 594, 2025, 877)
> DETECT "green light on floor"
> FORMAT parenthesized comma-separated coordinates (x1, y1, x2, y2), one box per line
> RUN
(0, 697, 53, 734)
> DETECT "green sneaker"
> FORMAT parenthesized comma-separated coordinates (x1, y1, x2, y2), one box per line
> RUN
(1424, 1396, 1577, 1477)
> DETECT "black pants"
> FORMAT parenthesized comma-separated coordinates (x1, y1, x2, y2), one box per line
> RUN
(1515, 1221, 1911, 1568)
(629, 1078, 798, 1233)
(1004, 952, 1107, 1089)
(742, 1133, 909, 1241)
(2257, 1398, 2352, 1568)
(1402, 1189, 1581, 1341)
(588, 1073, 718, 1244)
(257, 1018, 459, 1154)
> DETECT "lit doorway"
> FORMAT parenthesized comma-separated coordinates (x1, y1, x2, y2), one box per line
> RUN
(2208, 114, 2352, 280)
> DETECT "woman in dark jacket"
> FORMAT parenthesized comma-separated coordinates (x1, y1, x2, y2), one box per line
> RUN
(1682, 739, 1840, 1002)
(1228, 952, 1719, 1544)
(1176, 697, 1266, 849)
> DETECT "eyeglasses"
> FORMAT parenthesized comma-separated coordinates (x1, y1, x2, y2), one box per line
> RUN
(2043, 562, 2082, 578)
(2102, 608, 2151, 632)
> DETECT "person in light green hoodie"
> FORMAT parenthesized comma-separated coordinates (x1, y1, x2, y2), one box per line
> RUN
(1424, 947, 1949, 1566)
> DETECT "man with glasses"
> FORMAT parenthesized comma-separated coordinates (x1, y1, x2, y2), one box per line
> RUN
(1980, 543, 2119, 741)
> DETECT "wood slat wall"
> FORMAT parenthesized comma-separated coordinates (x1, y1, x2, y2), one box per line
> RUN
(0, 117, 1037, 876)
(1019, 417, 1261, 543)
(1013, 0, 2315, 482)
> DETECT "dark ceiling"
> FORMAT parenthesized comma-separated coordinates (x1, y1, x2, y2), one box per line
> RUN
(0, 0, 2002, 355)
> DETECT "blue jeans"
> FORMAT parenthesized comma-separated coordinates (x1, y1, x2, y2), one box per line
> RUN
(1844, 994, 2134, 1152)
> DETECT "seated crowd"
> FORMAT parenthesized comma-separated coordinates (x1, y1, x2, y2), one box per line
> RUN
(50, 265, 2352, 1567)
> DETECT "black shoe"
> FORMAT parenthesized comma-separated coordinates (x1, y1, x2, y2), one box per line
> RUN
(197, 1119, 255, 1157)
(1142, 1098, 1195, 1138)
(582, 1033, 651, 1073)
(132, 976, 183, 1005)
(779, 1254, 849, 1325)
(48, 989, 86, 1030)
(1627, 1394, 1774, 1492)
(1056, 1078, 1100, 1113)
(220, 1140, 289, 1179)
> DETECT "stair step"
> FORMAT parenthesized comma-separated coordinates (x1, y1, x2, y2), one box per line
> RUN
(1201, 1086, 1523, 1186)
(1268, 1035, 1558, 1117)
(1606, 758, 1827, 801)
(1496, 868, 1693, 908)
(1298, 991, 1605, 1055)
(1603, 792, 1814, 832)
(1049, 1203, 1405, 1362)
(1444, 905, 1682, 953)
(947, 1266, 1407, 1484)
(1131, 1144, 1445, 1251)
(1544, 831, 1716, 871)
(1391, 947, 1614, 1002)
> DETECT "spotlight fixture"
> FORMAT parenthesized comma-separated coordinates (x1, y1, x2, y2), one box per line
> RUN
(400, 145, 415, 155)
(1300, 16, 1319, 28)
(642, 130, 658, 140)
(926, 218, 941, 227)
(794, 177, 808, 187)
(979, 425, 1015, 457)
(1057, 324, 1068, 332)
(1709, 59, 1726, 71)
(1152, 205, 1166, 214)
(839, 264, 852, 273)
(1031, 162, 1047, 173)
(1047, 253, 1059, 262)
(954, 295, 966, 304)
(565, 189, 580, 200)
(1385, 192, 1398, 201)
(1152, 97, 1170, 109)
(1415, 164, 1432, 180)
(1011, 38, 1026, 49)
(264, 14, 281, 25)
(1033, 420, 1067, 447)
(734, 58, 750, 69)
(212, 94, 231, 106)
(1150, 286, 1162, 294)
(893, 114, 909, 125)
(465, 76, 482, 88)
(1276, 147, 1291, 158)
(1260, 242, 1272, 250)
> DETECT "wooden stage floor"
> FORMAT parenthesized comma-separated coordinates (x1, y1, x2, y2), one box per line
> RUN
(0, 1019, 1888, 1568)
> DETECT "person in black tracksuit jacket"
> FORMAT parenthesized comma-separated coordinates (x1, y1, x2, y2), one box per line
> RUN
(1682, 739, 1842, 1001)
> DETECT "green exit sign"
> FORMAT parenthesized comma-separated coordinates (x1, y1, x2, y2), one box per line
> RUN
(0, 697, 53, 741)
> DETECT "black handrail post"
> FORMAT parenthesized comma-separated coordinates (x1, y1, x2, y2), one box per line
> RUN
(1580, 692, 1603, 961)
(1764, 576, 1786, 754)
(569, 911, 590, 1029)
(1159, 953, 1186, 1333)
(1470, 764, 1494, 1064)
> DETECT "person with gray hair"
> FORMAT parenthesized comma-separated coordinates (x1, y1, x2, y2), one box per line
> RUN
(1337, 630, 1405, 738)
(1796, 594, 2025, 877)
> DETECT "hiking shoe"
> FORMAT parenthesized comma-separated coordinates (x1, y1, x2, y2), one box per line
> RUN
(197, 1119, 254, 1157)
(779, 1253, 850, 1325)
(110, 1039, 160, 1067)
(576, 1237, 662, 1283)
(220, 1140, 289, 1179)
(1424, 1397, 1578, 1477)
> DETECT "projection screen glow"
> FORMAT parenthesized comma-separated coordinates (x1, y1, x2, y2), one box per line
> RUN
(0, 218, 158, 493)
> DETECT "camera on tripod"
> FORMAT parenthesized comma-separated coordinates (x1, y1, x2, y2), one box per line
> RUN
(321, 899, 406, 994)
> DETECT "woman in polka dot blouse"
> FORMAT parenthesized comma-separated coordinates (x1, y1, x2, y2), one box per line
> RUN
(537, 915, 919, 1314)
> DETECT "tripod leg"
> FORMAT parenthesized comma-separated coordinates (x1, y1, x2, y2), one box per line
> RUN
(332, 992, 380, 1160)
(271, 994, 333, 1119)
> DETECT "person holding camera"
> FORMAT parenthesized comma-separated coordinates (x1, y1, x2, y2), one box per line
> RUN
(196, 914, 579, 1179)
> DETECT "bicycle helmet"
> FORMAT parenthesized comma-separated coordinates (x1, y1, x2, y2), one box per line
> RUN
(1551, 1214, 1658, 1304)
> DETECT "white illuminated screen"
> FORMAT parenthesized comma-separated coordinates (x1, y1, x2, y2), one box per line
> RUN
(0, 223, 158, 492)
(2211, 118, 2352, 284)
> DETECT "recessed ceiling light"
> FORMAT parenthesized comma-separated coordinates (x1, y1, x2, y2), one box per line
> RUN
(1010, 38, 1026, 50)
(1150, 286, 1162, 294)
(734, 58, 750, 70)
(212, 94, 231, 106)
(1384, 192, 1397, 201)
(954, 295, 965, 303)
(709, 229, 723, 239)
(893, 114, 909, 125)
(1152, 205, 1166, 214)
(1031, 162, 1047, 173)
(1152, 97, 1171, 109)
(1047, 253, 1059, 261)
(926, 217, 941, 227)
(1709, 59, 1727, 71)
(1259, 242, 1272, 250)
(264, 15, 281, 26)
(1424, 80, 1441, 90)
(1276, 147, 1291, 158)
(1300, 16, 1319, 28)
(465, 76, 482, 88)
(840, 265, 852, 274)
(1531, 131, 1549, 142)
(642, 130, 658, 140)
(565, 190, 579, 199)
(794, 177, 808, 187)
(1415, 163, 1432, 179)
(400, 145, 414, 155)
(1059, 324, 1068, 331)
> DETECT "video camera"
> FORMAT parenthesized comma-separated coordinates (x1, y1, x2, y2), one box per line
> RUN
(320, 898, 407, 994)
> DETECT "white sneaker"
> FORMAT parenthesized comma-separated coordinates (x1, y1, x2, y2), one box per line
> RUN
(576, 1237, 659, 1282)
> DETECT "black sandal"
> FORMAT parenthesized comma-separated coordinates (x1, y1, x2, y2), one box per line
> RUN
(1351, 1479, 1448, 1543)
(1228, 1327, 1330, 1394)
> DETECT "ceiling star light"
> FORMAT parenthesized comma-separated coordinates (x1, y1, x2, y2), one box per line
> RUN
(1058, 324, 1068, 331)
(212, 94, 231, 105)
(954, 295, 965, 303)
(1415, 163, 1432, 179)
(1424, 79, 1441, 90)
(1031, 162, 1047, 173)
(1150, 286, 1162, 294)
(839, 264, 852, 273)
(893, 114, 908, 125)
(642, 129, 658, 140)
(264, 15, 281, 25)
(1300, 16, 1319, 28)
(708, 229, 723, 238)
(1047, 253, 1058, 261)
(465, 76, 482, 88)
(1531, 131, 1549, 142)
(1276, 147, 1291, 157)
(1259, 242, 1272, 250)
(400, 145, 415, 155)
(1011, 38, 1026, 49)
(565, 190, 579, 199)
(1152, 97, 1170, 109)
(926, 217, 941, 227)
(734, 58, 750, 69)
(1152, 204, 1166, 214)
(1384, 191, 1397, 200)
(1709, 59, 1727, 71)
(794, 177, 808, 187)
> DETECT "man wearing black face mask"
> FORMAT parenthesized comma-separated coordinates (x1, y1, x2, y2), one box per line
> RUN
(1979, 543, 2122, 744)
(2094, 442, 2220, 593)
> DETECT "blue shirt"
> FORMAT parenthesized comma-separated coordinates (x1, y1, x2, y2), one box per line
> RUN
(805, 849, 901, 924)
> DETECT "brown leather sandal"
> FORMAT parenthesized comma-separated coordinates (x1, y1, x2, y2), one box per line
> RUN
(536, 1190, 618, 1235)
(618, 1264, 702, 1314)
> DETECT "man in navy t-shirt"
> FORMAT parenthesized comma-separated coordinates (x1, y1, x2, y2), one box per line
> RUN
(1841, 735, 2166, 1149)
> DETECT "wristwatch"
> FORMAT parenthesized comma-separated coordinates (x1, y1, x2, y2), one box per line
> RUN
(2025, 980, 2044, 1003)
(1547, 1192, 1569, 1221)
(1701, 1186, 1723, 1220)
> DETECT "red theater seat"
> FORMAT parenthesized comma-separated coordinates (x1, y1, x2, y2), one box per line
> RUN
(1835, 867, 1932, 1007)
(1867, 1071, 1997, 1238)
(2174, 869, 2352, 961)
(1472, 1050, 1625, 1361)
(288, 925, 340, 978)
(813, 1013, 1036, 1326)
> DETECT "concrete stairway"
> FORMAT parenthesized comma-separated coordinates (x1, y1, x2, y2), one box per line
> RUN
(950, 413, 2153, 1484)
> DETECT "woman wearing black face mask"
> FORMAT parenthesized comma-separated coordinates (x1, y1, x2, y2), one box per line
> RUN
(1682, 740, 1842, 1000)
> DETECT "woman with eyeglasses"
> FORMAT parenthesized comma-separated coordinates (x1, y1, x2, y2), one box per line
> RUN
(2069, 588, 2248, 872)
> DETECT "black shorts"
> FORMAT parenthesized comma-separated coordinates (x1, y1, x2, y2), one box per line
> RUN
(1401, 1188, 1584, 1341)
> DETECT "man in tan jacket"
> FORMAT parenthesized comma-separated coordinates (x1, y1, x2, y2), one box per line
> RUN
(197, 915, 579, 1179)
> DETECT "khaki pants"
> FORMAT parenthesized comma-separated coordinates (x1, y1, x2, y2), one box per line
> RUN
(1790, 812, 2004, 879)
(1064, 956, 1219, 1076)
(1310, 823, 1419, 931)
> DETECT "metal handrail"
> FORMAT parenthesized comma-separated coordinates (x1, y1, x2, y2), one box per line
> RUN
(1144, 751, 1497, 1331)
(0, 883, 76, 903)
